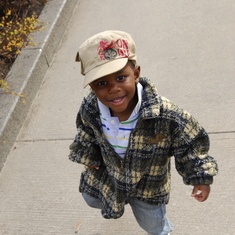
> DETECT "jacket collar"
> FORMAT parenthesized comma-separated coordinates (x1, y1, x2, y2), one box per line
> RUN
(139, 77, 161, 119)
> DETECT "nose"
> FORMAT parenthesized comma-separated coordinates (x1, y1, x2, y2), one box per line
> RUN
(108, 82, 120, 94)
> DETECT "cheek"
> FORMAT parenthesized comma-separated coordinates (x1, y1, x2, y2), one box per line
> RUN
(126, 85, 137, 98)
(94, 90, 106, 101)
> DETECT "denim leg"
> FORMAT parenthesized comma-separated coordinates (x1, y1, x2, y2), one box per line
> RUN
(128, 198, 173, 235)
(82, 193, 103, 209)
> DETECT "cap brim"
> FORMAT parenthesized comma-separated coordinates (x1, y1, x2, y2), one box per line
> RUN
(83, 58, 128, 88)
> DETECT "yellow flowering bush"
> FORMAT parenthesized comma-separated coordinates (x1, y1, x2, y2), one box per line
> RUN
(0, 10, 40, 58)
(0, 0, 47, 98)
(0, 0, 47, 61)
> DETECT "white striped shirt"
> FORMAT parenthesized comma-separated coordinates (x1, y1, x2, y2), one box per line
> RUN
(98, 83, 143, 158)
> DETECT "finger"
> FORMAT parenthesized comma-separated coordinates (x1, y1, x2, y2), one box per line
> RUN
(191, 189, 202, 197)
(192, 191, 209, 202)
(191, 185, 201, 197)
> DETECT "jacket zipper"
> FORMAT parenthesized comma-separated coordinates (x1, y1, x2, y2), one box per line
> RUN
(124, 117, 153, 157)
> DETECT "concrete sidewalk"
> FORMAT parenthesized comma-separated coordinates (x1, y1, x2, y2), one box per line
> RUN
(0, 0, 235, 234)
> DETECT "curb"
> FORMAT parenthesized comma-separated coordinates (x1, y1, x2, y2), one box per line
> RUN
(0, 0, 78, 171)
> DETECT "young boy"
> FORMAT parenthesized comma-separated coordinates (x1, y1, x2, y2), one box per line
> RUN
(69, 30, 218, 235)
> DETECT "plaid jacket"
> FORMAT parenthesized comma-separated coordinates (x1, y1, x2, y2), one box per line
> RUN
(69, 77, 218, 219)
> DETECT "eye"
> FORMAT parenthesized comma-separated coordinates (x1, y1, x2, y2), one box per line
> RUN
(116, 76, 125, 81)
(97, 81, 107, 86)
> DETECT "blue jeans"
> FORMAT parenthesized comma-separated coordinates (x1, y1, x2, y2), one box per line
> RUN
(82, 193, 173, 235)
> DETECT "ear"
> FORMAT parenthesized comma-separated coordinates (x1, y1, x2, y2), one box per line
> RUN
(134, 65, 140, 84)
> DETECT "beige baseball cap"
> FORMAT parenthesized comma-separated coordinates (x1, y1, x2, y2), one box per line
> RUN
(75, 30, 137, 88)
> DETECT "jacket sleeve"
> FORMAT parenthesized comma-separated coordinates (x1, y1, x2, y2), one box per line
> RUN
(68, 112, 102, 167)
(171, 110, 218, 185)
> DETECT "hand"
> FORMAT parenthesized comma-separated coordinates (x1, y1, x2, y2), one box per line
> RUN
(88, 166, 100, 170)
(191, 184, 211, 202)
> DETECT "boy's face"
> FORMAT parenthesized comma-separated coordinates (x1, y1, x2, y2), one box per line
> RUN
(89, 61, 140, 121)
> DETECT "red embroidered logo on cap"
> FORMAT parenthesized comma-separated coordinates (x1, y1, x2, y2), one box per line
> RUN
(97, 39, 130, 60)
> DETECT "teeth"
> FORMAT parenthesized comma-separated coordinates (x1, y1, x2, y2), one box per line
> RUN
(112, 98, 122, 103)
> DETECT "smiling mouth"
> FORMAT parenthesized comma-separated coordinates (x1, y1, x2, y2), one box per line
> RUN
(109, 97, 125, 104)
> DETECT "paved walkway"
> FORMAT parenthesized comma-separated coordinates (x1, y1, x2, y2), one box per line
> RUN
(1, 0, 235, 234)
